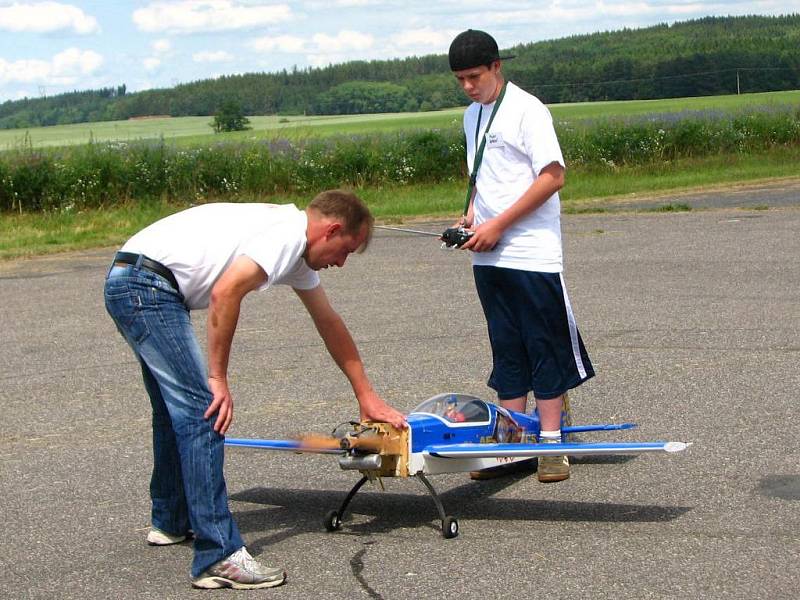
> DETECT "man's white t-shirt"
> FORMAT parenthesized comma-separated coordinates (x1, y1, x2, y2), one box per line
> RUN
(464, 81, 565, 273)
(121, 203, 320, 309)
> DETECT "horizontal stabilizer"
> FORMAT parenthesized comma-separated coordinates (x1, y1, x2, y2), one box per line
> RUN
(225, 437, 342, 454)
(562, 423, 637, 433)
(424, 441, 690, 459)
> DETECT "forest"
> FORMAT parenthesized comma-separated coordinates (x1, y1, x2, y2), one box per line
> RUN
(1, 14, 798, 129)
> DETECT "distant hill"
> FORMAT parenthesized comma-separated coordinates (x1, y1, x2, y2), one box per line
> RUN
(1, 14, 798, 130)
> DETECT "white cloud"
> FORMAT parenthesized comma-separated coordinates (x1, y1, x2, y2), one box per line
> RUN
(311, 30, 374, 52)
(52, 47, 103, 74)
(152, 39, 172, 54)
(143, 40, 172, 74)
(249, 34, 306, 53)
(487, 0, 765, 26)
(306, 0, 379, 6)
(250, 30, 375, 56)
(0, 1, 99, 34)
(133, 0, 293, 34)
(0, 59, 48, 85)
(250, 29, 376, 66)
(389, 27, 459, 52)
(0, 47, 103, 85)
(193, 50, 234, 62)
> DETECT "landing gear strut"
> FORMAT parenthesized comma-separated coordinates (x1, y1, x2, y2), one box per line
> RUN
(323, 473, 459, 538)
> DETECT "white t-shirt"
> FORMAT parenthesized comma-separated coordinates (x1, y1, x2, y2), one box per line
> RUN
(464, 81, 565, 273)
(121, 203, 320, 309)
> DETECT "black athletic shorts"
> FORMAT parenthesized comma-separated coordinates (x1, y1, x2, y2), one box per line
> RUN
(473, 265, 595, 400)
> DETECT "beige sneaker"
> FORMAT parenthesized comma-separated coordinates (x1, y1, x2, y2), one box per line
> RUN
(192, 547, 286, 590)
(537, 439, 570, 483)
(146, 527, 188, 546)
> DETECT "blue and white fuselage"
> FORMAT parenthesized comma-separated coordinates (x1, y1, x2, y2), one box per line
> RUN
(224, 392, 689, 538)
(226, 392, 688, 477)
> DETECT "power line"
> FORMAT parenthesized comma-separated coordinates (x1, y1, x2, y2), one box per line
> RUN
(529, 67, 798, 89)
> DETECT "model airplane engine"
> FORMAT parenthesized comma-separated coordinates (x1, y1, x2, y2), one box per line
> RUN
(338, 453, 382, 471)
(335, 422, 410, 478)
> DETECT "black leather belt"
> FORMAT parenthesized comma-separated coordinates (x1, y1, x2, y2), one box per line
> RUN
(114, 251, 180, 292)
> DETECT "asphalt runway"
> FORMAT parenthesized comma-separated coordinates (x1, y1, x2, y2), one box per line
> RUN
(1, 195, 799, 599)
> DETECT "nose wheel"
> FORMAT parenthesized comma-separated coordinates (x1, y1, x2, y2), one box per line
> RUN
(323, 475, 368, 532)
(324, 509, 342, 532)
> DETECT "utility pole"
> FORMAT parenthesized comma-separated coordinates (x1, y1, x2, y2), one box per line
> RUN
(736, 70, 740, 95)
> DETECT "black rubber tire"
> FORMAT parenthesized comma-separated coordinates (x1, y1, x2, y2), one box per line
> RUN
(324, 510, 342, 532)
(442, 516, 459, 539)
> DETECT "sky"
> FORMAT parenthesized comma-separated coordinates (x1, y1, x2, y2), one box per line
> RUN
(0, 0, 796, 102)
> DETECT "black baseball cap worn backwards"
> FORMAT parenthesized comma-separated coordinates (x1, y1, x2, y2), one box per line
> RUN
(448, 29, 516, 71)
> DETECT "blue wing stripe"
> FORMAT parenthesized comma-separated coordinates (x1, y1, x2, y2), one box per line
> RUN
(424, 441, 689, 458)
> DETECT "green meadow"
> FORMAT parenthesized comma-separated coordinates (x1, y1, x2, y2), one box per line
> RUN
(1, 89, 799, 259)
(0, 110, 464, 150)
(2, 90, 799, 150)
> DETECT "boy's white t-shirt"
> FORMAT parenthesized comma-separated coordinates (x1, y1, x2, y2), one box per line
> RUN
(121, 203, 319, 309)
(463, 81, 565, 273)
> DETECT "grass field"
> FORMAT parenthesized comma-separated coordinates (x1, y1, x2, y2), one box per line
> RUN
(2, 89, 799, 151)
(2, 88, 799, 259)
(0, 110, 465, 150)
(3, 145, 798, 260)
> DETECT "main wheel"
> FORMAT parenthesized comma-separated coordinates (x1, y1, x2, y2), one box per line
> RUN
(442, 516, 459, 539)
(324, 509, 342, 532)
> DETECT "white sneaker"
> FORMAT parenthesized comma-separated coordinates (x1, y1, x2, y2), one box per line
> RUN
(146, 527, 188, 546)
(192, 547, 286, 589)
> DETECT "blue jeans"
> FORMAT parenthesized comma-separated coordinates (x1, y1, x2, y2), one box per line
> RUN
(104, 262, 243, 577)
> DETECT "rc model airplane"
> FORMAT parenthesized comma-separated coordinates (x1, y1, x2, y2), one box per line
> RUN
(226, 393, 689, 538)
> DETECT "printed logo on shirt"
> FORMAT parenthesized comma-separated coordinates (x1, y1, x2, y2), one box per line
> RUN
(486, 132, 505, 149)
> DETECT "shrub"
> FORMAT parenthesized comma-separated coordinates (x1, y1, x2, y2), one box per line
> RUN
(211, 99, 251, 133)
(558, 105, 800, 168)
(1, 105, 798, 213)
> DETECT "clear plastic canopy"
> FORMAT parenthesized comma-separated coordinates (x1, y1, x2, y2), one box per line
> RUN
(412, 393, 491, 423)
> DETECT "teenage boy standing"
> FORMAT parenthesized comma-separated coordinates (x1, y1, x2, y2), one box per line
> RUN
(448, 30, 595, 481)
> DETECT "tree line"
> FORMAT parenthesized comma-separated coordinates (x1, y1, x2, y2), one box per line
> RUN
(1, 14, 798, 130)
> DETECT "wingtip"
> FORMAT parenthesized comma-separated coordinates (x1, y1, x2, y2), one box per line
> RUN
(664, 441, 691, 453)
